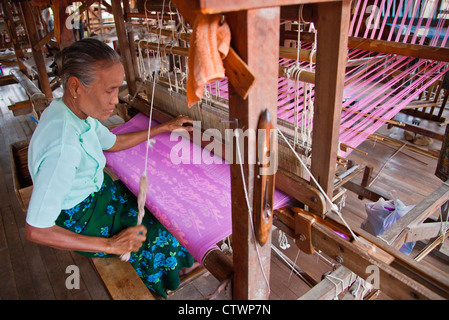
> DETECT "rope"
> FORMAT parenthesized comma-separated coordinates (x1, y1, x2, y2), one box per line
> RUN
(120, 0, 166, 262)
(325, 273, 345, 300)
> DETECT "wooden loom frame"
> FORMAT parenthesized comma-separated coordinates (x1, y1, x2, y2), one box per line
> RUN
(5, 0, 449, 300)
(110, 0, 449, 300)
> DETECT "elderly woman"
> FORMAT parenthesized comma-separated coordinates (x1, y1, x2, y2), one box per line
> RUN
(26, 38, 194, 298)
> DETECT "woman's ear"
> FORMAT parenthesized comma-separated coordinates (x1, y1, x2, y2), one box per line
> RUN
(66, 76, 81, 99)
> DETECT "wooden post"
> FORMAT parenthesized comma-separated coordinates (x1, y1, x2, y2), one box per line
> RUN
(310, 1, 350, 209)
(123, 0, 139, 81)
(111, 0, 137, 95)
(1, 0, 29, 76)
(20, 0, 52, 99)
(51, 0, 75, 48)
(226, 7, 280, 300)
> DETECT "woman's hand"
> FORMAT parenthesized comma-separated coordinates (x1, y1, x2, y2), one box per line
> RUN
(163, 115, 194, 132)
(107, 115, 194, 152)
(107, 225, 147, 255)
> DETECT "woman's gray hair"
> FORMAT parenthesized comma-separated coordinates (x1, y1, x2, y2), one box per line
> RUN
(54, 38, 121, 89)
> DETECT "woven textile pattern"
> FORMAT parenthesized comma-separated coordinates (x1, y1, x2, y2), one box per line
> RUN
(104, 113, 290, 263)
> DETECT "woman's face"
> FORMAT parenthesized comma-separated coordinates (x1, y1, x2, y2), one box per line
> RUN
(71, 62, 125, 121)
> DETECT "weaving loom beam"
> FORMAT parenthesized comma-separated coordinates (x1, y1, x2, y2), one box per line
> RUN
(273, 206, 449, 300)
(286, 31, 449, 63)
(142, 25, 316, 65)
(190, 0, 342, 13)
(10, 69, 46, 102)
(310, 1, 350, 203)
(135, 40, 316, 83)
(224, 6, 281, 300)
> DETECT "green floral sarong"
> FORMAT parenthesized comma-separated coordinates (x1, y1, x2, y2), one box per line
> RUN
(55, 173, 194, 298)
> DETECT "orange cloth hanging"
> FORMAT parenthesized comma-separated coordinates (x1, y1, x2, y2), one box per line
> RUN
(187, 14, 231, 108)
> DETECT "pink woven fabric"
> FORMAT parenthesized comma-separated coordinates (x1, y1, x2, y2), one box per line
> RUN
(104, 113, 290, 263)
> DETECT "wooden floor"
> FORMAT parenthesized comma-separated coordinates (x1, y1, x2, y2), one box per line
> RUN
(1, 78, 448, 300)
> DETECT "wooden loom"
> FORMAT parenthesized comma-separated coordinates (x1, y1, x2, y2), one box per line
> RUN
(106, 0, 449, 300)
(4, 0, 449, 299)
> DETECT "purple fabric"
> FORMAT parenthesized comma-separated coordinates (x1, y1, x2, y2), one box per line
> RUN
(104, 113, 290, 263)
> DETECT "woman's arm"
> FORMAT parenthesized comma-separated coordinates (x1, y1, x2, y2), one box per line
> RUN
(106, 115, 193, 152)
(25, 223, 147, 255)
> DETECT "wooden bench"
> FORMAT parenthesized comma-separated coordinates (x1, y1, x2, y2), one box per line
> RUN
(91, 257, 157, 300)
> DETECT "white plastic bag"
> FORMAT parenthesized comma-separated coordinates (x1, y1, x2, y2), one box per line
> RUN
(362, 198, 415, 255)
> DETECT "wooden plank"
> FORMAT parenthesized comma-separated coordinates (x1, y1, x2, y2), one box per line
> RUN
(349, 36, 449, 63)
(0, 75, 17, 87)
(275, 168, 326, 213)
(0, 206, 19, 299)
(299, 265, 356, 300)
(195, 0, 341, 14)
(38, 245, 74, 299)
(343, 179, 392, 202)
(202, 249, 233, 283)
(287, 31, 449, 63)
(226, 7, 280, 300)
(70, 253, 110, 299)
(1, 205, 38, 299)
(310, 1, 350, 208)
(91, 257, 156, 300)
(405, 222, 449, 243)
(111, 0, 137, 95)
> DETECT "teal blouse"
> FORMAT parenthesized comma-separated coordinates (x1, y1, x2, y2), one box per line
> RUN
(27, 99, 117, 228)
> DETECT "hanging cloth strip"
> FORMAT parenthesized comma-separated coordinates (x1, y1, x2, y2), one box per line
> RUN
(186, 14, 231, 108)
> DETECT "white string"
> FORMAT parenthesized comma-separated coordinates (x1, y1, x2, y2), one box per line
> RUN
(276, 128, 360, 242)
(143, 0, 166, 177)
(439, 202, 449, 245)
(234, 128, 271, 297)
(278, 230, 291, 250)
(325, 274, 345, 300)
(137, 40, 147, 80)
(315, 250, 339, 269)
